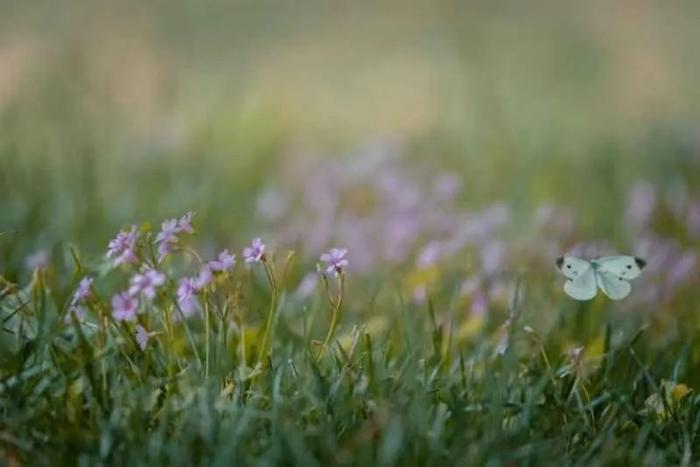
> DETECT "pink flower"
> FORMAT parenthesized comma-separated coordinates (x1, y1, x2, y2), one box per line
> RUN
(107, 226, 139, 267)
(208, 249, 236, 272)
(112, 291, 139, 322)
(320, 248, 349, 276)
(243, 238, 266, 263)
(129, 269, 166, 300)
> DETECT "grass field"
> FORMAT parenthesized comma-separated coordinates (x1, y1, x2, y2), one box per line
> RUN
(2, 1, 700, 465)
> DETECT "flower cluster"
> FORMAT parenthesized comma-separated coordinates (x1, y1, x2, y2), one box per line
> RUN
(107, 226, 139, 267)
(156, 211, 195, 262)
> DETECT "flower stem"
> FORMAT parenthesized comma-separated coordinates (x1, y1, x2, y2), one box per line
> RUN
(204, 292, 210, 378)
(257, 260, 278, 367)
(316, 273, 344, 363)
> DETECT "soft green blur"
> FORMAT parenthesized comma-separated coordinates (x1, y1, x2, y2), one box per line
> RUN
(2, 0, 700, 266)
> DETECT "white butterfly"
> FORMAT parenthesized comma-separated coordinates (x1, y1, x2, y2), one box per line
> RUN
(556, 255, 646, 301)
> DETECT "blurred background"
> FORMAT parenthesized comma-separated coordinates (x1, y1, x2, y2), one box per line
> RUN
(1, 0, 699, 310)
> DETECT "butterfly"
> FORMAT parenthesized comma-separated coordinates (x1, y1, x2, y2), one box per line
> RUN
(556, 255, 646, 301)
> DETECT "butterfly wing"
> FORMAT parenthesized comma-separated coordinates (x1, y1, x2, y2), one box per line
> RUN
(595, 270, 632, 300)
(564, 266, 598, 300)
(594, 256, 646, 280)
(556, 256, 597, 300)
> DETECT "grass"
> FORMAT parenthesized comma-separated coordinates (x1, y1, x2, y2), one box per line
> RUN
(1, 226, 700, 465)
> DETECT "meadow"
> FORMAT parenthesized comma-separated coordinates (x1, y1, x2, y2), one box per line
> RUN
(2, 1, 700, 465)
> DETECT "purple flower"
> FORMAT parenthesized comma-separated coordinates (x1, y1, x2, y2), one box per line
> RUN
(177, 277, 199, 317)
(112, 291, 139, 322)
(177, 211, 195, 234)
(129, 269, 166, 300)
(243, 238, 266, 263)
(71, 277, 93, 306)
(157, 241, 175, 263)
(155, 212, 195, 262)
(155, 219, 179, 244)
(107, 226, 139, 267)
(26, 250, 50, 271)
(208, 249, 236, 272)
(194, 266, 213, 289)
(320, 248, 349, 276)
(135, 324, 155, 351)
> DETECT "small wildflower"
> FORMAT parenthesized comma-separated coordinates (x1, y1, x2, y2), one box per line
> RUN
(177, 211, 195, 234)
(155, 219, 179, 244)
(129, 269, 166, 300)
(208, 249, 236, 272)
(177, 277, 199, 317)
(26, 250, 50, 271)
(243, 238, 266, 263)
(155, 212, 195, 262)
(194, 266, 213, 290)
(112, 291, 139, 322)
(320, 248, 348, 276)
(107, 225, 139, 266)
(71, 277, 93, 306)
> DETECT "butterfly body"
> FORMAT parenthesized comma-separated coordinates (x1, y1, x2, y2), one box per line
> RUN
(556, 255, 646, 301)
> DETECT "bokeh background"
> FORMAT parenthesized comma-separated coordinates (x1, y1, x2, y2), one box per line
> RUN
(1, 0, 699, 312)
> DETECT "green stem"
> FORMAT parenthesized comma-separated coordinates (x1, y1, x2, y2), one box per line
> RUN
(316, 274, 344, 363)
(205, 292, 210, 378)
(258, 290, 278, 366)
